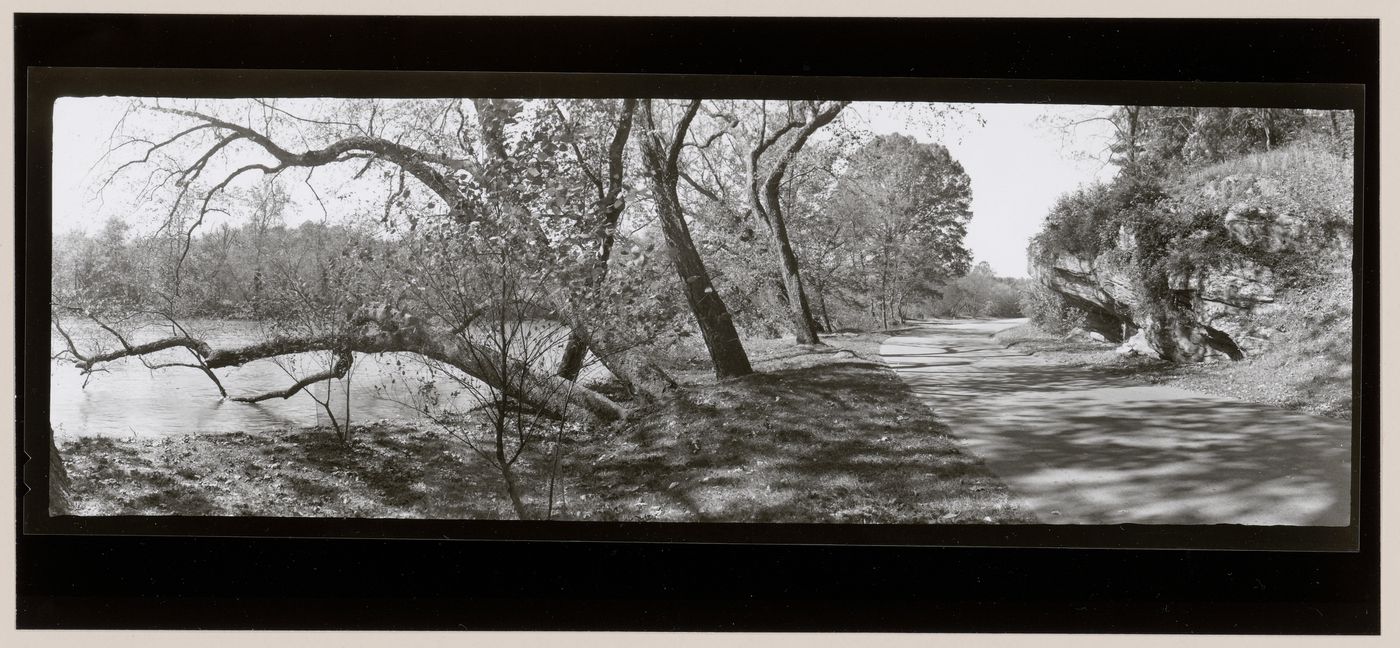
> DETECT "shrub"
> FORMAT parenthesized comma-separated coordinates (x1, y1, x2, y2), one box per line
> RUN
(1019, 282, 1086, 335)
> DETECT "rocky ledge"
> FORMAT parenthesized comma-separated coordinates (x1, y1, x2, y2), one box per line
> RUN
(1031, 190, 1310, 364)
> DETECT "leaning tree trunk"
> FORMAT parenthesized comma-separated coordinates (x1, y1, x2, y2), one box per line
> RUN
(562, 317, 679, 401)
(762, 195, 824, 344)
(554, 335, 590, 383)
(753, 182, 822, 343)
(557, 99, 637, 382)
(473, 98, 656, 392)
(57, 313, 628, 425)
(557, 322, 679, 402)
(640, 99, 753, 380)
(748, 100, 847, 346)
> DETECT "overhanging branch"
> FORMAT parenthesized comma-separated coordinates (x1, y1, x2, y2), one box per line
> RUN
(232, 350, 354, 403)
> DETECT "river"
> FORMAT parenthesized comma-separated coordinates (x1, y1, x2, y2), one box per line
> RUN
(49, 318, 601, 441)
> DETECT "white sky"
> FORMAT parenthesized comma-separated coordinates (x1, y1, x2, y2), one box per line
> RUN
(852, 102, 1118, 276)
(52, 97, 1118, 278)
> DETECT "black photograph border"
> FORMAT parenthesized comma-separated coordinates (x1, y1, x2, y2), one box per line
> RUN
(14, 14, 1381, 633)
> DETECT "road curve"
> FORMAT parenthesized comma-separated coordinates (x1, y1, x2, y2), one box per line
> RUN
(880, 319, 1352, 525)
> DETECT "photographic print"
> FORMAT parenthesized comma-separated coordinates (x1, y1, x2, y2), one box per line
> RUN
(14, 13, 1380, 635)
(44, 87, 1357, 528)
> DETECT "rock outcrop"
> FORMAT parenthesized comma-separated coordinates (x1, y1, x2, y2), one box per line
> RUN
(1032, 187, 1300, 363)
(1035, 250, 1273, 362)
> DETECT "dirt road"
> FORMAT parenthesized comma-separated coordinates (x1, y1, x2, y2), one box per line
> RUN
(880, 319, 1352, 525)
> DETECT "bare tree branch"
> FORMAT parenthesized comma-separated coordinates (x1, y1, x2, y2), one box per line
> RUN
(150, 106, 478, 216)
(548, 100, 605, 199)
(667, 100, 703, 172)
(101, 123, 219, 192)
(231, 350, 354, 403)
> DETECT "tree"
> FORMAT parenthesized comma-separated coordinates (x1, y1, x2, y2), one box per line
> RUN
(55, 98, 635, 423)
(766, 139, 852, 331)
(1047, 105, 1314, 178)
(637, 99, 753, 379)
(242, 177, 289, 311)
(825, 134, 973, 328)
(469, 98, 679, 400)
(930, 261, 1026, 319)
(391, 225, 583, 519)
(739, 100, 849, 344)
(547, 99, 637, 381)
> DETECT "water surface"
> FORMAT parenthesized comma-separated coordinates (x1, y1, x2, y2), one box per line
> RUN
(50, 318, 597, 441)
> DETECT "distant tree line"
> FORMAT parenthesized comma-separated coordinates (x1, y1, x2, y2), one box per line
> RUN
(53, 215, 377, 320)
(918, 262, 1027, 320)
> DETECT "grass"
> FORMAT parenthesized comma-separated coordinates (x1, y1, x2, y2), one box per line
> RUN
(62, 423, 516, 518)
(555, 331, 1029, 523)
(60, 329, 1032, 523)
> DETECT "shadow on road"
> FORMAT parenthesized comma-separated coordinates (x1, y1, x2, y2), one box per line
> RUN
(882, 320, 1352, 526)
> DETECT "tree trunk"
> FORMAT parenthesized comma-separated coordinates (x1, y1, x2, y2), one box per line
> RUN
(765, 209, 823, 344)
(62, 316, 628, 425)
(555, 99, 637, 383)
(492, 398, 530, 520)
(476, 98, 654, 393)
(748, 101, 845, 346)
(555, 335, 589, 381)
(564, 318, 679, 401)
(498, 460, 530, 520)
(815, 285, 834, 333)
(640, 99, 753, 379)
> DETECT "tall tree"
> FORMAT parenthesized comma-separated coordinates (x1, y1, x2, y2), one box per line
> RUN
(743, 100, 849, 344)
(827, 134, 973, 328)
(469, 98, 679, 400)
(637, 99, 753, 379)
(548, 99, 636, 381)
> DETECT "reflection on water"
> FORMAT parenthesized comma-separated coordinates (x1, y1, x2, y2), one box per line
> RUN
(50, 318, 598, 441)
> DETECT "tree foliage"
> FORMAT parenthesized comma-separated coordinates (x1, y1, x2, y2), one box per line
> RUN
(54, 98, 981, 429)
(927, 262, 1026, 319)
(53, 96, 990, 518)
(819, 134, 973, 328)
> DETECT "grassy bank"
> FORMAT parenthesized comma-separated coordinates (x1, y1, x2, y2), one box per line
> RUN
(61, 330, 1031, 523)
(1157, 275, 1353, 420)
(62, 423, 513, 518)
(557, 331, 1027, 523)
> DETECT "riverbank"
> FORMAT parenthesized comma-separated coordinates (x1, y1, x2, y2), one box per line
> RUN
(59, 330, 1032, 523)
(992, 319, 1352, 420)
